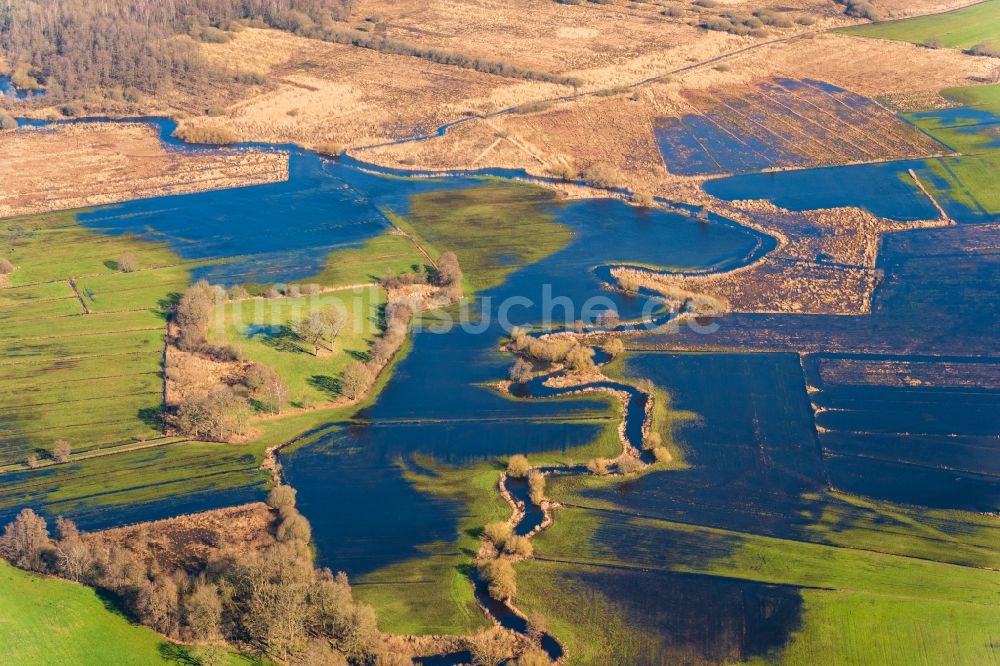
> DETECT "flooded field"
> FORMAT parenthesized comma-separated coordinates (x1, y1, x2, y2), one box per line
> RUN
(655, 79, 940, 176)
(2, 98, 998, 663)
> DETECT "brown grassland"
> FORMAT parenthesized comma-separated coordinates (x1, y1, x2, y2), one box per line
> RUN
(0, 123, 288, 219)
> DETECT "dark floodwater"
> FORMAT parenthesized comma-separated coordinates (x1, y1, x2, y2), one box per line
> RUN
(655, 78, 909, 176)
(704, 107, 1000, 224)
(283, 195, 764, 576)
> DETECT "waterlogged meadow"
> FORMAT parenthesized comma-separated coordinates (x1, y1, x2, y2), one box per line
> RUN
(1, 100, 998, 665)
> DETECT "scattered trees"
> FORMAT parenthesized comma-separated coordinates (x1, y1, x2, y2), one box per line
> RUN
(244, 363, 289, 414)
(0, 0, 355, 102)
(509, 331, 596, 373)
(51, 439, 71, 463)
(172, 386, 252, 442)
(0, 499, 392, 664)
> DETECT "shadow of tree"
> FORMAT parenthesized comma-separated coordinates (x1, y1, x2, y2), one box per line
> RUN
(345, 349, 369, 362)
(308, 375, 341, 398)
(256, 324, 306, 354)
(137, 407, 164, 430)
(157, 643, 199, 665)
(157, 291, 183, 320)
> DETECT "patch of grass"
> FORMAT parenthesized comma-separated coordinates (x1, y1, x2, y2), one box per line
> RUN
(309, 232, 429, 286)
(903, 100, 1000, 216)
(0, 211, 185, 463)
(0, 560, 261, 665)
(387, 182, 575, 293)
(942, 82, 1000, 115)
(519, 504, 1000, 665)
(206, 287, 385, 406)
(777, 589, 1000, 665)
(837, 0, 1000, 50)
(0, 441, 270, 518)
(355, 459, 504, 636)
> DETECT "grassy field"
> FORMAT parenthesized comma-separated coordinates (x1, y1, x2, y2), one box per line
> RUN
(0, 211, 189, 465)
(309, 232, 428, 286)
(512, 472, 1000, 665)
(903, 97, 1000, 217)
(838, 0, 1000, 50)
(206, 286, 385, 407)
(387, 181, 575, 293)
(942, 82, 1000, 114)
(0, 561, 261, 665)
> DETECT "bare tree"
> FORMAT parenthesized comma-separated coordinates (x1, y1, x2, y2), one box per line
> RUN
(0, 508, 51, 571)
(183, 581, 223, 640)
(507, 454, 531, 478)
(340, 361, 373, 401)
(117, 251, 139, 273)
(467, 627, 516, 666)
(244, 363, 289, 414)
(52, 439, 71, 463)
(509, 357, 533, 385)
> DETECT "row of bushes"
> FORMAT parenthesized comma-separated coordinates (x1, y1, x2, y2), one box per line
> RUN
(322, 28, 582, 87)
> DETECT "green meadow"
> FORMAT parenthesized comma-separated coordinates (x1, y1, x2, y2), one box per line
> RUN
(206, 286, 385, 406)
(512, 470, 1000, 665)
(0, 561, 262, 666)
(905, 91, 1000, 217)
(838, 0, 1000, 50)
(309, 232, 428, 286)
(943, 82, 1000, 115)
(0, 211, 187, 465)
(387, 181, 575, 292)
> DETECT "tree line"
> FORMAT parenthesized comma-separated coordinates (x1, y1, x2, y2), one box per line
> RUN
(0, 486, 394, 664)
(0, 0, 353, 101)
